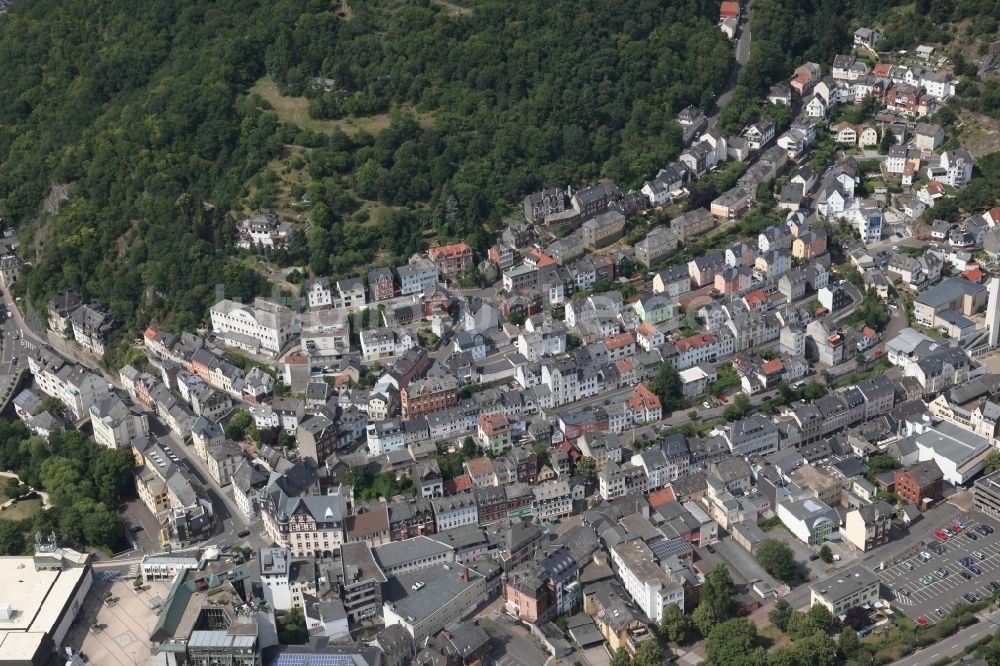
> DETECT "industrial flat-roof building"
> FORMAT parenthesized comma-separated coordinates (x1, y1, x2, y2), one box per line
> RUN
(810, 564, 881, 615)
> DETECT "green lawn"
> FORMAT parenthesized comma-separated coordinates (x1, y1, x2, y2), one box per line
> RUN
(249, 76, 435, 137)
(0, 499, 43, 522)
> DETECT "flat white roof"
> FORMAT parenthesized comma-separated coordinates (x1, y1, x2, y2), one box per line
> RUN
(0, 556, 90, 659)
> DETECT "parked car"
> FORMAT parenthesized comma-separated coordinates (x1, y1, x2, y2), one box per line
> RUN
(904, 561, 914, 570)
(810, 554, 820, 561)
(971, 564, 983, 575)
(916, 616, 928, 626)
(934, 568, 948, 579)
(974, 551, 986, 560)
(964, 592, 978, 603)
(961, 571, 973, 580)
(967, 532, 978, 541)
(237, 529, 250, 538)
(935, 608, 945, 618)
(952, 523, 963, 533)
(935, 530, 949, 541)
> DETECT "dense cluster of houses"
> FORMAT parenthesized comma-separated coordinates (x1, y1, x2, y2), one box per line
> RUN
(12, 12, 1000, 662)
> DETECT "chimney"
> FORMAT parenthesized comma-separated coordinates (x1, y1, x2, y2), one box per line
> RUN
(462, 566, 469, 582)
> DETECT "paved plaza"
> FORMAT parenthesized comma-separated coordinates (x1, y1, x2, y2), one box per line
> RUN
(63, 577, 172, 666)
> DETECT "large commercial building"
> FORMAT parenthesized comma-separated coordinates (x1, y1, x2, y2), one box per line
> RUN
(0, 545, 93, 666)
(382, 563, 487, 643)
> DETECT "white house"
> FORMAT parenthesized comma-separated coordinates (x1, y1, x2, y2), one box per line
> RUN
(210, 298, 299, 357)
(777, 496, 841, 545)
(609, 540, 684, 625)
(306, 278, 333, 309)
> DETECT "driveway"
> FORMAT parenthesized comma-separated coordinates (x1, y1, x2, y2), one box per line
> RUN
(709, 0, 756, 126)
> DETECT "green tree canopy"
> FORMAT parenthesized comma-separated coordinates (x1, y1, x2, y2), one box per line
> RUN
(575, 456, 598, 484)
(706, 618, 768, 666)
(649, 363, 685, 412)
(768, 598, 793, 632)
(756, 539, 803, 584)
(659, 602, 695, 643)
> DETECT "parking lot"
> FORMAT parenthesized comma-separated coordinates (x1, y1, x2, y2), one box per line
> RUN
(878, 512, 1000, 624)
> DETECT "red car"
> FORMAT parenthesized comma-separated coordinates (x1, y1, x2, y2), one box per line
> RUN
(916, 235, 927, 241)
(719, 395, 729, 403)
(952, 524, 963, 533)
(935, 529, 949, 540)
(916, 616, 928, 626)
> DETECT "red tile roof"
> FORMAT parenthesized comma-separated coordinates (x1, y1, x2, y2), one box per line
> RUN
(465, 457, 495, 477)
(962, 267, 984, 283)
(528, 249, 557, 268)
(615, 358, 635, 373)
(477, 414, 510, 436)
(429, 242, 472, 261)
(743, 289, 768, 308)
(761, 359, 783, 374)
(675, 332, 718, 353)
(637, 321, 658, 339)
(604, 332, 636, 350)
(445, 475, 473, 494)
(627, 384, 662, 413)
(720, 1, 740, 18)
(647, 487, 676, 508)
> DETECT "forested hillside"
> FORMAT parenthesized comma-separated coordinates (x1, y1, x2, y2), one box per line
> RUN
(0, 0, 737, 351)
(0, 0, 896, 361)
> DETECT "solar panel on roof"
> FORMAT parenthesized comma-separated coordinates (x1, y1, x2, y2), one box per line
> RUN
(272, 655, 356, 666)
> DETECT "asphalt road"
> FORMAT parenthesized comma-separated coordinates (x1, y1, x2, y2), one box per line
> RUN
(889, 613, 1000, 666)
(709, 0, 755, 128)
(0, 315, 28, 405)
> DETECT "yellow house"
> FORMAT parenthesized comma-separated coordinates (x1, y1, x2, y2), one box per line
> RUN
(583, 582, 655, 655)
